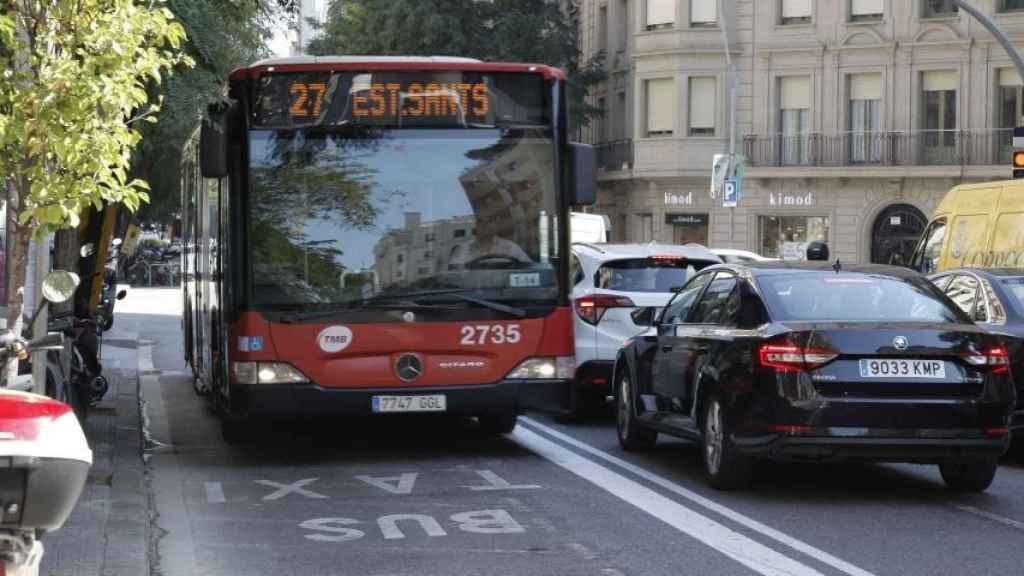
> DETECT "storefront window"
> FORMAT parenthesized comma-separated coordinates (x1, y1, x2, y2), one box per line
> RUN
(759, 215, 830, 261)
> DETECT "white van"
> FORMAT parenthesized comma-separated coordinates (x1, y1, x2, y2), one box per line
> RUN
(571, 212, 611, 244)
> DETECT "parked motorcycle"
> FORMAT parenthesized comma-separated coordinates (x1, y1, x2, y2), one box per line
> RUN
(98, 238, 127, 331)
(0, 272, 93, 576)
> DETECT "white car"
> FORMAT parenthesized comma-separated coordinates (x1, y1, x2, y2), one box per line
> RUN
(569, 243, 721, 413)
(711, 248, 777, 264)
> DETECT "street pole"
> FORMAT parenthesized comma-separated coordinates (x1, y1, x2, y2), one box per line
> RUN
(717, 0, 737, 243)
(953, 0, 1024, 81)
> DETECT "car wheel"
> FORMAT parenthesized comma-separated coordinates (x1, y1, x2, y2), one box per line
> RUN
(616, 372, 656, 451)
(479, 412, 518, 435)
(702, 395, 752, 491)
(939, 459, 998, 493)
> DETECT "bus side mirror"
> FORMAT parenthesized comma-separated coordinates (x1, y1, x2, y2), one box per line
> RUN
(570, 143, 596, 206)
(200, 106, 229, 179)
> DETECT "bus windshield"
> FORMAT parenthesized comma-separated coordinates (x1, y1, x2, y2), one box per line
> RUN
(247, 127, 560, 311)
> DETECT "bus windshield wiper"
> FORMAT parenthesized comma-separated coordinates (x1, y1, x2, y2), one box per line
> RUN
(368, 289, 528, 318)
(278, 300, 454, 323)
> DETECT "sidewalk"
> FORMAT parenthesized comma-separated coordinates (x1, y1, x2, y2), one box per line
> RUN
(39, 331, 150, 576)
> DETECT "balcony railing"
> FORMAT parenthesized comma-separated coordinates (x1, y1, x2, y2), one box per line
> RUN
(597, 139, 633, 171)
(742, 130, 1014, 168)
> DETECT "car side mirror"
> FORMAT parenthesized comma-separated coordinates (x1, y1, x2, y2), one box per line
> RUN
(630, 307, 659, 327)
(116, 289, 128, 301)
(200, 104, 229, 179)
(570, 143, 596, 206)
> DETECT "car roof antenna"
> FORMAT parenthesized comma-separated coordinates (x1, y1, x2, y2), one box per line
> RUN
(832, 259, 842, 274)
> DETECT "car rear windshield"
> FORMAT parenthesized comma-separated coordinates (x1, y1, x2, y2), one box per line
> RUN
(596, 258, 716, 293)
(757, 272, 966, 323)
(1001, 277, 1024, 312)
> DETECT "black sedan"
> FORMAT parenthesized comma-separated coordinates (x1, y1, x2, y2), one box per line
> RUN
(928, 268, 1024, 451)
(614, 262, 1015, 491)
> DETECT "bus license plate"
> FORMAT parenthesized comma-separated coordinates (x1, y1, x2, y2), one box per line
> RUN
(858, 359, 946, 379)
(372, 395, 447, 413)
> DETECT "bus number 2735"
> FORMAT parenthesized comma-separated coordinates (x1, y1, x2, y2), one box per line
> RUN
(460, 325, 521, 346)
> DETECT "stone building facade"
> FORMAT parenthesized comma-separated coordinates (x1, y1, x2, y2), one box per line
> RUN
(580, 0, 1023, 264)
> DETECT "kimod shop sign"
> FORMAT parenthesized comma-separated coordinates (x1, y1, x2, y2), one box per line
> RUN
(664, 192, 694, 206)
(768, 192, 815, 207)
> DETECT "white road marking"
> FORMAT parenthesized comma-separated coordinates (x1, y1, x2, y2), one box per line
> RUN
(567, 542, 599, 561)
(256, 478, 328, 501)
(356, 473, 418, 494)
(204, 481, 226, 503)
(955, 505, 1024, 532)
(519, 418, 876, 576)
(378, 514, 447, 540)
(466, 469, 541, 491)
(511, 427, 826, 576)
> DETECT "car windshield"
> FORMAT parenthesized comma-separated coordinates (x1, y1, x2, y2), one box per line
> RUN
(247, 127, 559, 311)
(1001, 277, 1024, 313)
(758, 272, 966, 323)
(595, 258, 717, 293)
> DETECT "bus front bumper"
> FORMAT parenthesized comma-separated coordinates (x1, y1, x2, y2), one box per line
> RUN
(230, 379, 573, 419)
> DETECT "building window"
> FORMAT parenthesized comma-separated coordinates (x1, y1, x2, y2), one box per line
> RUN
(690, 0, 717, 27)
(424, 251, 433, 259)
(597, 96, 607, 143)
(425, 233, 435, 242)
(454, 229, 466, 238)
(646, 0, 675, 29)
(1000, 0, 1024, 13)
(417, 267, 429, 276)
(999, 68, 1021, 158)
(759, 216, 831, 261)
(688, 77, 717, 136)
(396, 254, 404, 264)
(618, 0, 629, 52)
(850, 0, 883, 21)
(779, 76, 811, 165)
(599, 5, 609, 53)
(780, 0, 812, 24)
(922, 0, 957, 18)
(645, 78, 675, 137)
(848, 73, 882, 163)
(921, 70, 957, 162)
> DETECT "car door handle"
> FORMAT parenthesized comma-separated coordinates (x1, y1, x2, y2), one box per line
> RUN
(693, 345, 710, 353)
(661, 346, 673, 352)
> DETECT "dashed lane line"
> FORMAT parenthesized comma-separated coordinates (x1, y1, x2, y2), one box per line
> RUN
(511, 426, 828, 576)
(954, 505, 1024, 532)
(520, 417, 876, 576)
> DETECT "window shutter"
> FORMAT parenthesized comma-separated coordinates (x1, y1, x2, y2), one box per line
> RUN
(689, 77, 717, 129)
(849, 74, 882, 100)
(782, 0, 812, 18)
(851, 0, 884, 16)
(690, 0, 717, 24)
(646, 0, 675, 26)
(780, 76, 811, 110)
(646, 78, 676, 134)
(922, 70, 957, 92)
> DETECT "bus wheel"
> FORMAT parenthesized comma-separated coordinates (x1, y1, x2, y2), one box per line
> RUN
(479, 412, 517, 435)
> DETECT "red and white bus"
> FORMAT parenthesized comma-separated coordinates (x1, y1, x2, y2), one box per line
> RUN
(181, 56, 596, 440)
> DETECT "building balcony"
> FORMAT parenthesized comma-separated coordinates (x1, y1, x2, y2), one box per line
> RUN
(742, 130, 1013, 179)
(597, 139, 634, 173)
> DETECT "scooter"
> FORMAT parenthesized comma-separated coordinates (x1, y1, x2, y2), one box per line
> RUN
(0, 271, 93, 575)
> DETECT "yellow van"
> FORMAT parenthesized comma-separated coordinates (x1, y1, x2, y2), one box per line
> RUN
(911, 180, 1024, 274)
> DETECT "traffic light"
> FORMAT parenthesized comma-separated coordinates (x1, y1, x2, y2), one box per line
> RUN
(1015, 127, 1024, 179)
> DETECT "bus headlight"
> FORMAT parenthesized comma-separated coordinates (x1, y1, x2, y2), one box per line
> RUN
(506, 356, 575, 380)
(232, 362, 309, 385)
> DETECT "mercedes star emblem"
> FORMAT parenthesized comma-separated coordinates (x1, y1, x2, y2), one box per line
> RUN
(893, 336, 909, 351)
(395, 354, 423, 382)
(402, 311, 416, 323)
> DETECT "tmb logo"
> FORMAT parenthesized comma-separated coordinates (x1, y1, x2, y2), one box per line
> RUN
(318, 326, 354, 353)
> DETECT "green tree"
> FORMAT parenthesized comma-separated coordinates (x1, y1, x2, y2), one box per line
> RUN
(0, 1, 188, 334)
(133, 0, 277, 223)
(307, 0, 605, 130)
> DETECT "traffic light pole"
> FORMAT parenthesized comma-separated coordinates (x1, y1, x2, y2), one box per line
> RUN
(953, 0, 1024, 81)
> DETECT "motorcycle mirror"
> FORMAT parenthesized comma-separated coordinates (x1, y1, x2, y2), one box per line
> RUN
(80, 243, 95, 258)
(41, 271, 80, 304)
(116, 289, 127, 301)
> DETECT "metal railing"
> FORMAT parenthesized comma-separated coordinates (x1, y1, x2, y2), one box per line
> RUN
(596, 139, 633, 171)
(742, 129, 1014, 168)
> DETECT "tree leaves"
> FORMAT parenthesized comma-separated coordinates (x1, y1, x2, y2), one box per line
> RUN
(0, 0, 190, 235)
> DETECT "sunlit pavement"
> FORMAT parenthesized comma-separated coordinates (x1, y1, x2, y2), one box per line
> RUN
(43, 287, 1024, 576)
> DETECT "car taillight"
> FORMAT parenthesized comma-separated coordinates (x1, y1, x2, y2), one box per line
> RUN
(759, 342, 838, 373)
(575, 294, 635, 325)
(964, 347, 1010, 374)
